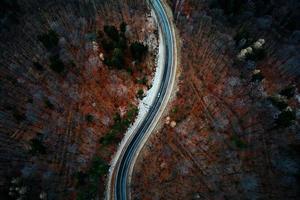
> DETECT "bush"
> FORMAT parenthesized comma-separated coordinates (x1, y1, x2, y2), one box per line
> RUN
(44, 99, 55, 110)
(100, 106, 138, 145)
(251, 72, 264, 82)
(137, 89, 144, 99)
(268, 95, 288, 111)
(120, 22, 127, 33)
(101, 39, 114, 52)
(111, 48, 124, 68)
(234, 27, 252, 47)
(99, 130, 116, 145)
(231, 135, 247, 149)
(76, 157, 109, 200)
(86, 114, 94, 123)
(29, 138, 46, 155)
(217, 0, 246, 15)
(33, 62, 44, 71)
(246, 48, 266, 61)
(275, 109, 296, 128)
(49, 55, 65, 73)
(104, 25, 119, 41)
(38, 29, 59, 50)
(13, 110, 26, 122)
(89, 157, 109, 177)
(75, 171, 88, 187)
(172, 106, 178, 113)
(116, 35, 127, 50)
(130, 42, 148, 61)
(137, 77, 147, 85)
(280, 85, 296, 99)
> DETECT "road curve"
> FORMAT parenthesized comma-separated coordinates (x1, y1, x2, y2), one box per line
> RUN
(110, 0, 176, 199)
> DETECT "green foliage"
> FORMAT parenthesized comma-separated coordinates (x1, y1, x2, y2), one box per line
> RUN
(77, 186, 97, 200)
(13, 110, 26, 122)
(75, 171, 88, 186)
(268, 96, 288, 111)
(99, 130, 117, 145)
(251, 72, 264, 82)
(275, 109, 296, 128)
(120, 22, 127, 33)
(126, 106, 139, 122)
(172, 106, 178, 113)
(130, 42, 148, 61)
(89, 157, 109, 178)
(44, 99, 55, 110)
(231, 135, 247, 149)
(234, 27, 252, 47)
(137, 77, 147, 85)
(217, 0, 246, 15)
(100, 106, 138, 145)
(38, 29, 59, 50)
(111, 48, 124, 68)
(137, 89, 144, 99)
(101, 39, 114, 52)
(33, 62, 44, 71)
(29, 138, 46, 155)
(104, 25, 119, 41)
(280, 85, 296, 99)
(86, 114, 94, 123)
(49, 55, 65, 73)
(0, 0, 21, 24)
(76, 157, 109, 200)
(246, 48, 266, 61)
(113, 113, 122, 123)
(104, 48, 125, 69)
(116, 35, 127, 50)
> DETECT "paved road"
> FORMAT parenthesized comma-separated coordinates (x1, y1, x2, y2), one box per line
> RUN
(113, 0, 175, 199)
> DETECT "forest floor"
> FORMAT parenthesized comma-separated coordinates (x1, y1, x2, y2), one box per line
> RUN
(0, 0, 158, 199)
(132, 0, 300, 199)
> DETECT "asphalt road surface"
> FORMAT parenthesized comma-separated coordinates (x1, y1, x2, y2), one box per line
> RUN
(114, 0, 175, 199)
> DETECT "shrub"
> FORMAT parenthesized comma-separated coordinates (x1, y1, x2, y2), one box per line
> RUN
(172, 106, 178, 113)
(38, 29, 59, 50)
(116, 35, 127, 50)
(209, 0, 246, 16)
(268, 95, 288, 111)
(234, 27, 252, 47)
(99, 131, 116, 145)
(86, 114, 94, 123)
(137, 77, 147, 85)
(231, 135, 247, 149)
(275, 109, 296, 128)
(104, 25, 119, 41)
(111, 48, 124, 68)
(130, 42, 148, 61)
(29, 138, 46, 155)
(280, 85, 296, 99)
(246, 48, 266, 61)
(13, 110, 26, 122)
(89, 157, 109, 178)
(120, 22, 127, 33)
(251, 72, 264, 82)
(33, 62, 44, 71)
(76, 157, 109, 200)
(101, 39, 114, 52)
(49, 55, 65, 73)
(104, 48, 124, 68)
(100, 106, 138, 145)
(44, 99, 55, 110)
(137, 89, 144, 99)
(75, 171, 88, 187)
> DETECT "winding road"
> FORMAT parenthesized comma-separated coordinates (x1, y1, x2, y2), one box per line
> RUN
(108, 0, 177, 199)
